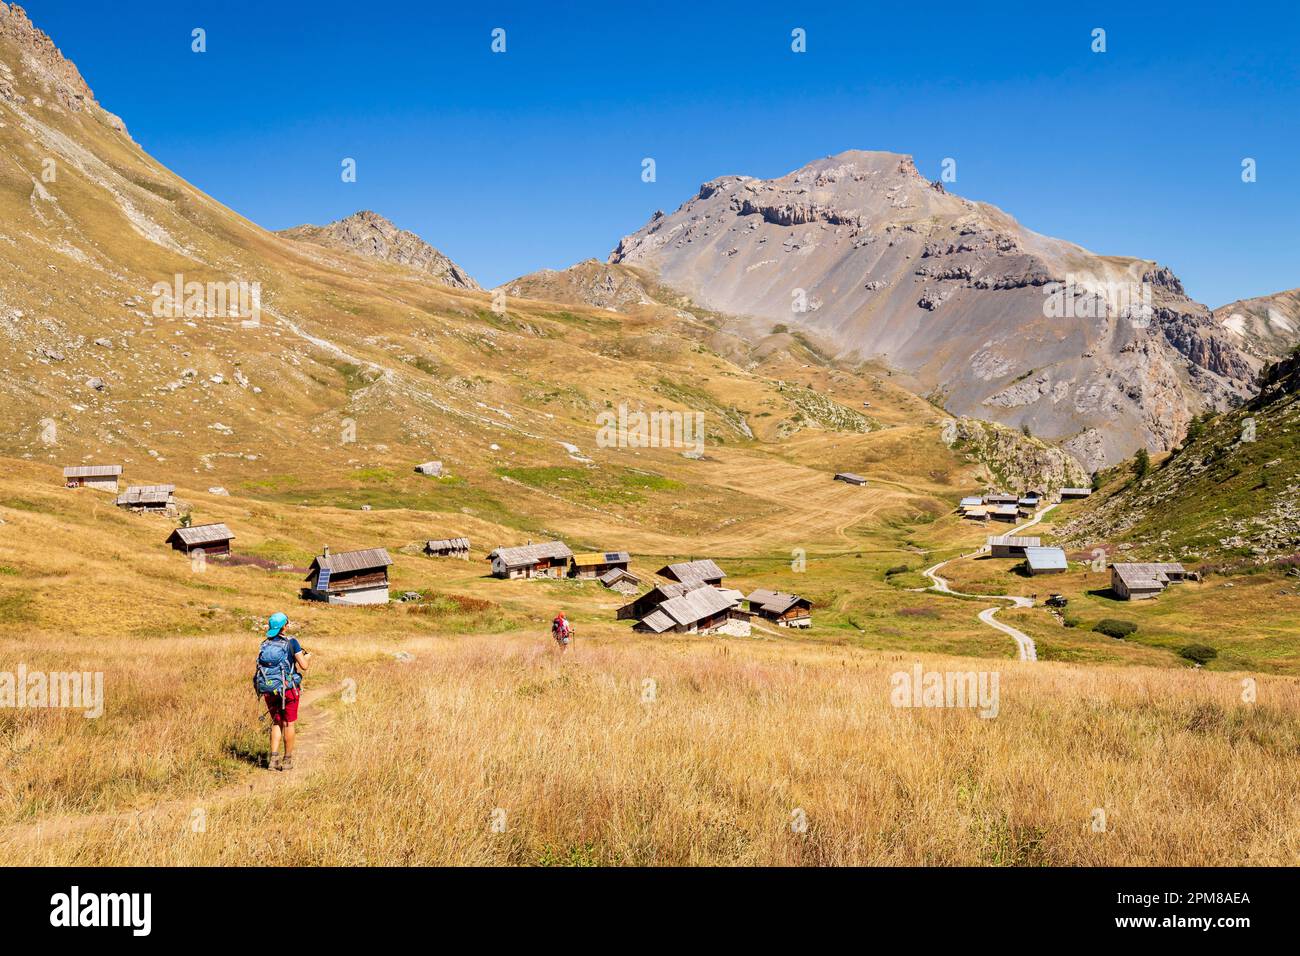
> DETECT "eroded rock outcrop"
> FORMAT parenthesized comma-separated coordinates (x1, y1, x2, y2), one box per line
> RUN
(279, 211, 480, 290)
(941, 416, 1090, 493)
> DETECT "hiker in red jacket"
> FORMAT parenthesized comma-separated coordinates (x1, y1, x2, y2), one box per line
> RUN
(551, 611, 573, 654)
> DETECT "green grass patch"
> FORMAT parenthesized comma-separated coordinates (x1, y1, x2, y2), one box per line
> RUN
(0, 589, 35, 624)
(495, 465, 681, 507)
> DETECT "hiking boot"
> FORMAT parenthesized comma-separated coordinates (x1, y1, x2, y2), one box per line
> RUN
(268, 753, 282, 771)
(282, 755, 295, 771)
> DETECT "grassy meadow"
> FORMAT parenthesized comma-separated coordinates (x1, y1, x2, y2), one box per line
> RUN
(1, 456, 1298, 866)
(5, 629, 1297, 865)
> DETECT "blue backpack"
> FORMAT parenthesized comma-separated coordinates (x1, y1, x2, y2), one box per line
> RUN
(253, 637, 299, 696)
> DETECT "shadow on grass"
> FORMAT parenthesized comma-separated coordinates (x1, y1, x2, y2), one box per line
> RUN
(225, 735, 269, 769)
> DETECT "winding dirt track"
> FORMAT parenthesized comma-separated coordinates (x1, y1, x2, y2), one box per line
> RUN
(921, 504, 1058, 662)
(0, 683, 342, 851)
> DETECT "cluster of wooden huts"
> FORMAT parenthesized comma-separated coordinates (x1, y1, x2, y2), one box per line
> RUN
(958, 486, 1092, 523)
(300, 535, 485, 606)
(64, 463, 238, 560)
(60, 462, 815, 626)
(986, 536, 1202, 602)
(959, 489, 1042, 522)
(986, 535, 1069, 576)
(480, 542, 815, 637)
(482, 540, 639, 590)
(61, 462, 441, 608)
(62, 465, 184, 514)
(611, 559, 813, 635)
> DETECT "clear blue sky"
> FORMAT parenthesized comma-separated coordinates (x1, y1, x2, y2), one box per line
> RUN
(27, 0, 1300, 305)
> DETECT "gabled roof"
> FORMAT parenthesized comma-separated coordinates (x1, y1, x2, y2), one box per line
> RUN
(167, 522, 234, 546)
(959, 496, 984, 507)
(572, 550, 630, 567)
(658, 559, 725, 583)
(989, 504, 1020, 515)
(1060, 487, 1092, 495)
(488, 540, 573, 567)
(309, 548, 393, 576)
(426, 537, 470, 551)
(63, 464, 122, 478)
(988, 535, 1041, 549)
(1112, 562, 1185, 590)
(616, 581, 704, 616)
(116, 484, 175, 505)
(656, 585, 738, 627)
(636, 609, 677, 633)
(834, 472, 867, 483)
(1024, 547, 1067, 571)
(599, 567, 639, 586)
(745, 588, 809, 614)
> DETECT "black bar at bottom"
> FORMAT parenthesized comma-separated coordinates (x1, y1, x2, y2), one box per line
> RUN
(0, 866, 1282, 942)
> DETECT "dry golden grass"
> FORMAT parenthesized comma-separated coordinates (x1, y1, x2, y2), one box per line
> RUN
(5, 629, 1297, 865)
(3, 457, 1298, 867)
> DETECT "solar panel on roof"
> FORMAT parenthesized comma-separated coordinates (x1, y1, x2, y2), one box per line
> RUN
(605, 552, 622, 562)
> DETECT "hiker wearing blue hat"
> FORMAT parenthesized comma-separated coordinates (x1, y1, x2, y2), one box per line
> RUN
(252, 612, 310, 771)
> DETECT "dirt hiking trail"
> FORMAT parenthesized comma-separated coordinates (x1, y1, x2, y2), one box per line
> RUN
(920, 504, 1058, 661)
(0, 683, 343, 851)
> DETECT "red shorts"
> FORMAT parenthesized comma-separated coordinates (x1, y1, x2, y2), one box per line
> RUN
(264, 687, 301, 725)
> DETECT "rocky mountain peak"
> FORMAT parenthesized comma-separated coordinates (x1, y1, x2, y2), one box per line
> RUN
(278, 210, 480, 290)
(0, 2, 130, 135)
(0, 3, 93, 111)
(605, 148, 1257, 471)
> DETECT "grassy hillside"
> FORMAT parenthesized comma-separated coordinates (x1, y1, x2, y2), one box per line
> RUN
(1061, 353, 1300, 561)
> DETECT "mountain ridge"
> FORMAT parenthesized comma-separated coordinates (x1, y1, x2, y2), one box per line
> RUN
(602, 149, 1258, 471)
(1212, 286, 1300, 363)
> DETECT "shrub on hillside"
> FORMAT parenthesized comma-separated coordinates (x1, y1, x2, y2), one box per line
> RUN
(884, 564, 911, 577)
(1179, 643, 1218, 665)
(898, 606, 940, 619)
(1093, 618, 1138, 639)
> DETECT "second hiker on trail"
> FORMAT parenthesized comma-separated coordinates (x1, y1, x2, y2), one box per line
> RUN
(253, 612, 310, 772)
(551, 611, 573, 654)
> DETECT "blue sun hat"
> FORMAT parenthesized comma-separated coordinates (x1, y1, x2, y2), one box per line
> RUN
(266, 612, 289, 638)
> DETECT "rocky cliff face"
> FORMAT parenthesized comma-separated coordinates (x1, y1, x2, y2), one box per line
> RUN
(279, 210, 480, 290)
(941, 416, 1091, 494)
(0, 2, 128, 134)
(608, 150, 1256, 471)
